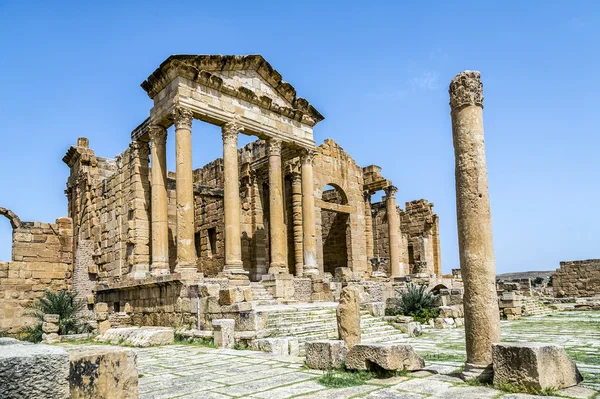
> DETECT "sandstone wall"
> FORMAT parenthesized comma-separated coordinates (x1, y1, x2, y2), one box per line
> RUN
(372, 199, 441, 277)
(553, 259, 600, 298)
(0, 217, 73, 334)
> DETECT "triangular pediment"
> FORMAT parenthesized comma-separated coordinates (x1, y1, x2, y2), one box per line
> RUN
(141, 54, 324, 126)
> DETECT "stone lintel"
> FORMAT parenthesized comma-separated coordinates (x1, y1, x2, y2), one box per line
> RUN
(315, 199, 352, 214)
(95, 273, 199, 293)
(363, 179, 392, 194)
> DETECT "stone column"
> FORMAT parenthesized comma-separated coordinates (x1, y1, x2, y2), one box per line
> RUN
(267, 138, 288, 274)
(222, 120, 247, 275)
(173, 106, 197, 277)
(385, 186, 401, 278)
(149, 125, 169, 275)
(291, 170, 304, 277)
(449, 70, 500, 381)
(364, 191, 375, 275)
(301, 149, 319, 277)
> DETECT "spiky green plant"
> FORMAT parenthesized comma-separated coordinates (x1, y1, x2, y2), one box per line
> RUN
(397, 283, 439, 322)
(19, 290, 86, 342)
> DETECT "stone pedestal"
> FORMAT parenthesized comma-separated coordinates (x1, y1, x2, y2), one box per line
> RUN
(262, 273, 294, 299)
(149, 125, 170, 275)
(212, 319, 235, 349)
(222, 121, 247, 276)
(385, 186, 402, 278)
(301, 150, 319, 277)
(267, 138, 287, 274)
(449, 71, 500, 380)
(173, 106, 197, 275)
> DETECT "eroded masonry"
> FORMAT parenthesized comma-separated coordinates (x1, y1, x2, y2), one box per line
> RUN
(0, 55, 447, 333)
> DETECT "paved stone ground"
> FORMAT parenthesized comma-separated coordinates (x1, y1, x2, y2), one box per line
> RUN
(131, 311, 600, 399)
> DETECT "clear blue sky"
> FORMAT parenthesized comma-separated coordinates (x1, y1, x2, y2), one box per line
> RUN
(1, 1, 598, 274)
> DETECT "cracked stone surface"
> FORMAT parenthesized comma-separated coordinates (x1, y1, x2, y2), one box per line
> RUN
(61, 311, 599, 398)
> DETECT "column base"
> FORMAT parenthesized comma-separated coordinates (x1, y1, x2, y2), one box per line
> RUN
(150, 263, 170, 277)
(129, 264, 150, 280)
(223, 264, 249, 275)
(302, 266, 319, 278)
(268, 263, 288, 275)
(175, 262, 199, 281)
(461, 362, 494, 382)
(371, 271, 388, 278)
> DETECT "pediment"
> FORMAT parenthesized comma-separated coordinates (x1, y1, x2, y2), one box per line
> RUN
(141, 55, 324, 126)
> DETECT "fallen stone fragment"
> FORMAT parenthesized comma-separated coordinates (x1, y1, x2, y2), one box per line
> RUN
(69, 345, 138, 399)
(337, 286, 361, 348)
(96, 326, 174, 347)
(346, 343, 424, 372)
(305, 340, 348, 370)
(0, 343, 70, 399)
(492, 342, 583, 390)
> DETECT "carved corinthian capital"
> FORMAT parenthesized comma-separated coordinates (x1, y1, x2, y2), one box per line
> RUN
(384, 185, 398, 199)
(148, 125, 167, 145)
(449, 70, 484, 111)
(267, 138, 282, 156)
(173, 106, 193, 130)
(222, 120, 244, 144)
(300, 148, 317, 165)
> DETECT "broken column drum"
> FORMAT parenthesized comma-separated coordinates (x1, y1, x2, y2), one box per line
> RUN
(449, 70, 500, 380)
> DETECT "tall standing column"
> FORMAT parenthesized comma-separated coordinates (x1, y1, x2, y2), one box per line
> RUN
(267, 138, 288, 274)
(173, 106, 197, 277)
(449, 70, 500, 381)
(291, 170, 304, 277)
(301, 149, 319, 277)
(364, 191, 375, 275)
(384, 186, 401, 278)
(222, 120, 247, 275)
(149, 125, 169, 275)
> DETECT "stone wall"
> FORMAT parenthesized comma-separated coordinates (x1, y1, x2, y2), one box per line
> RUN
(553, 259, 600, 298)
(0, 216, 74, 334)
(372, 199, 441, 277)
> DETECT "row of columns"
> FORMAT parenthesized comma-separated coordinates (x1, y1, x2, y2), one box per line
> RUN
(147, 107, 319, 278)
(363, 185, 403, 278)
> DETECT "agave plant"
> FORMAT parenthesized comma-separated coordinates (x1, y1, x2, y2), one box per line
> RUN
(19, 290, 86, 342)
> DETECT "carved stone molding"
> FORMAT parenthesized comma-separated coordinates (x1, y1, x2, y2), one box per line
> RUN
(173, 106, 193, 130)
(267, 138, 282, 156)
(301, 148, 317, 165)
(384, 185, 398, 198)
(222, 120, 244, 144)
(449, 70, 484, 110)
(148, 125, 167, 145)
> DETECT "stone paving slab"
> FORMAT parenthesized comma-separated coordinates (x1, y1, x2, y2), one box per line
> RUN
(58, 311, 600, 399)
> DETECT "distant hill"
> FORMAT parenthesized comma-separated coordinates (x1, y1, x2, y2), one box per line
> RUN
(496, 270, 554, 281)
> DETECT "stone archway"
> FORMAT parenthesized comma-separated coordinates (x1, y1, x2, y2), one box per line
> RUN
(320, 185, 351, 274)
(0, 207, 21, 230)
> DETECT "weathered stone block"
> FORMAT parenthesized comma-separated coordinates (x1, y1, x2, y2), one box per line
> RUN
(252, 338, 289, 355)
(346, 343, 424, 372)
(212, 319, 235, 349)
(365, 302, 385, 317)
(219, 288, 238, 305)
(305, 340, 348, 370)
(0, 343, 70, 398)
(492, 343, 582, 390)
(407, 322, 422, 337)
(95, 302, 108, 313)
(43, 313, 59, 323)
(98, 320, 111, 334)
(96, 327, 174, 347)
(43, 321, 59, 333)
(69, 346, 138, 399)
(337, 286, 361, 348)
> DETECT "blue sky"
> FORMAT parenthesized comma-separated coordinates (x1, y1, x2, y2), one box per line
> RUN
(0, 1, 598, 274)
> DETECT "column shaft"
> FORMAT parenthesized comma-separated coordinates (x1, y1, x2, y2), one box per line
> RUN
(173, 107, 197, 275)
(385, 186, 402, 278)
(267, 138, 287, 274)
(301, 150, 319, 276)
(291, 172, 304, 277)
(222, 121, 246, 274)
(364, 191, 374, 275)
(149, 126, 169, 275)
(449, 71, 500, 380)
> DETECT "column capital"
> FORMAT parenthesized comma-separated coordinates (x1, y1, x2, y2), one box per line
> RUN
(363, 190, 373, 202)
(173, 106, 193, 130)
(449, 70, 484, 111)
(384, 185, 398, 198)
(222, 120, 244, 143)
(301, 148, 318, 165)
(267, 138, 282, 156)
(148, 125, 167, 145)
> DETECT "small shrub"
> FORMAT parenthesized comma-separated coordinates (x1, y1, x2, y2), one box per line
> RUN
(19, 290, 86, 343)
(387, 283, 439, 322)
